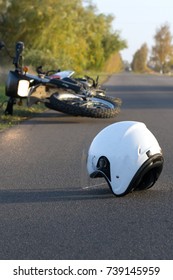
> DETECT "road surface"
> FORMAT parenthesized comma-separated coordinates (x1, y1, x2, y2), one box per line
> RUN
(0, 72, 173, 260)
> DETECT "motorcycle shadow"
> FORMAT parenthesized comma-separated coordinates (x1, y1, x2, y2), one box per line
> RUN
(21, 110, 116, 125)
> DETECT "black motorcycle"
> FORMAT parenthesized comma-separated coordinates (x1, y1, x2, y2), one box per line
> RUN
(0, 41, 122, 118)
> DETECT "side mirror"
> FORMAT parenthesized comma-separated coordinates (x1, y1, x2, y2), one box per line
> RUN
(0, 41, 5, 50)
(15, 41, 24, 54)
(13, 41, 24, 68)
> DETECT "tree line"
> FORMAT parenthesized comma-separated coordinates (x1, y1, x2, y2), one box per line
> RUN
(0, 0, 127, 73)
(131, 23, 173, 73)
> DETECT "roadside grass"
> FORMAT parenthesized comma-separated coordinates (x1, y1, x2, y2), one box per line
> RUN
(0, 71, 110, 131)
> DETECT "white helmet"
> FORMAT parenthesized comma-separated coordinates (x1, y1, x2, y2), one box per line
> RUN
(87, 121, 163, 196)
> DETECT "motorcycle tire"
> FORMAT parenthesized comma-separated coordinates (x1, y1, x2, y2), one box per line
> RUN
(45, 92, 121, 118)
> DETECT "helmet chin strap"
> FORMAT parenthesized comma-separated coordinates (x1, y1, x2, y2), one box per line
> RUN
(80, 149, 108, 190)
(82, 182, 107, 190)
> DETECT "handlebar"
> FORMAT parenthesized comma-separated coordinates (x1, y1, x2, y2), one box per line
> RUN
(36, 65, 61, 76)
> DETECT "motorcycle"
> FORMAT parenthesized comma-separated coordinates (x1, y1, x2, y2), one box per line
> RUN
(0, 41, 122, 118)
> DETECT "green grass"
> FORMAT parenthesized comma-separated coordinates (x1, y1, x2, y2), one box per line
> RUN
(0, 84, 46, 131)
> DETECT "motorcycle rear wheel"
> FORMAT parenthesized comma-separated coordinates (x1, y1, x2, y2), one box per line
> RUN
(45, 92, 121, 118)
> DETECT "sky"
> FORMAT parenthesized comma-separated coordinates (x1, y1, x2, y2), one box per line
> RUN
(92, 0, 173, 63)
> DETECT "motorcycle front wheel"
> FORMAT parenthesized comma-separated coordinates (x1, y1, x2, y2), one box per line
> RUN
(45, 92, 121, 118)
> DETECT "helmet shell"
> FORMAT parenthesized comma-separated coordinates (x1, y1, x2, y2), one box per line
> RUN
(87, 121, 163, 196)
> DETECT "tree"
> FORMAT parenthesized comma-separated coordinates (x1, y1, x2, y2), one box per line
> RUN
(151, 23, 173, 73)
(103, 52, 123, 73)
(131, 43, 148, 72)
(0, 0, 127, 72)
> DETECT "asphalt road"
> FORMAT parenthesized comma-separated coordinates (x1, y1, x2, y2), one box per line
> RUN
(0, 72, 173, 260)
